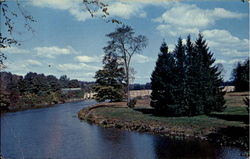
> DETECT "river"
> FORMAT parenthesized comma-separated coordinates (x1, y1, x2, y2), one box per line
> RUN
(0, 100, 247, 159)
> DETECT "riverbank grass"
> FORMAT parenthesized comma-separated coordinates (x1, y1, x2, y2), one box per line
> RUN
(79, 92, 249, 149)
(93, 92, 248, 128)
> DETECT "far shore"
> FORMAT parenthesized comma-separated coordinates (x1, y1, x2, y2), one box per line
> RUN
(1, 98, 88, 114)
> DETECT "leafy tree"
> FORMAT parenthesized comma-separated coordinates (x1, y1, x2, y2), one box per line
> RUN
(150, 42, 177, 114)
(59, 75, 70, 88)
(104, 25, 147, 105)
(231, 58, 249, 92)
(68, 79, 80, 88)
(47, 75, 61, 92)
(94, 53, 125, 102)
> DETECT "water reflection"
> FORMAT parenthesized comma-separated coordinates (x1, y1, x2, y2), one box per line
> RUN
(0, 101, 247, 159)
(152, 136, 218, 159)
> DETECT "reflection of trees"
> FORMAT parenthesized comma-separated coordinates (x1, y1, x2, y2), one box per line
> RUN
(153, 136, 218, 159)
(97, 127, 136, 159)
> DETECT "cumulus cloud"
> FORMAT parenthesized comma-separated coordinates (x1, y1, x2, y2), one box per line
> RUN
(3, 47, 30, 54)
(132, 54, 151, 63)
(6, 59, 42, 74)
(155, 3, 245, 37)
(108, 2, 146, 19)
(202, 29, 249, 57)
(26, 59, 43, 66)
(30, 0, 147, 21)
(35, 46, 78, 58)
(57, 63, 100, 71)
(215, 59, 227, 64)
(75, 55, 100, 63)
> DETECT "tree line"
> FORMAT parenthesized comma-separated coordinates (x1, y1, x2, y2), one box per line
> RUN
(0, 72, 93, 111)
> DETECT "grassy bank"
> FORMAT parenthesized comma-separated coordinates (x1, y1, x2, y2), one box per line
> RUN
(78, 92, 249, 150)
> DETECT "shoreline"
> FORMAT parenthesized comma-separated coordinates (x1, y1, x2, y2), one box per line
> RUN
(1, 98, 87, 114)
(78, 102, 249, 151)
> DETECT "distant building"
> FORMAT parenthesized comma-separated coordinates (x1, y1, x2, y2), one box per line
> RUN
(61, 88, 82, 94)
(221, 86, 235, 92)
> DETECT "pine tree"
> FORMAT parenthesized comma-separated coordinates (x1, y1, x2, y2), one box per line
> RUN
(94, 53, 125, 102)
(151, 35, 225, 116)
(185, 35, 201, 115)
(194, 34, 225, 114)
(232, 58, 249, 92)
(150, 42, 176, 115)
(173, 37, 187, 115)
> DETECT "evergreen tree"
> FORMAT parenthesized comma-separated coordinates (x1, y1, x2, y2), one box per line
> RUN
(94, 53, 125, 102)
(150, 42, 176, 114)
(173, 37, 187, 115)
(194, 34, 225, 113)
(232, 58, 249, 92)
(151, 35, 225, 116)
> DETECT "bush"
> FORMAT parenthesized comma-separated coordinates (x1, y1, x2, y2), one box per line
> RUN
(128, 98, 137, 108)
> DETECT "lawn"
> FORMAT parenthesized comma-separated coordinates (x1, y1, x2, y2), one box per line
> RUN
(79, 91, 249, 149)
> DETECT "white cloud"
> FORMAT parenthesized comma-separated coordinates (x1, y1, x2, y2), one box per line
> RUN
(35, 46, 78, 58)
(108, 2, 146, 19)
(215, 59, 227, 64)
(155, 3, 245, 37)
(75, 55, 100, 63)
(228, 59, 244, 64)
(132, 54, 151, 63)
(57, 63, 100, 71)
(202, 29, 249, 57)
(26, 59, 42, 66)
(30, 0, 147, 21)
(3, 47, 30, 54)
(6, 59, 42, 73)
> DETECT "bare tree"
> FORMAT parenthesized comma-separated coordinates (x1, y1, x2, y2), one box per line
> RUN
(104, 25, 148, 105)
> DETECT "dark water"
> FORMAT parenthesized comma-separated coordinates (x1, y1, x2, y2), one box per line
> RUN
(1, 101, 247, 159)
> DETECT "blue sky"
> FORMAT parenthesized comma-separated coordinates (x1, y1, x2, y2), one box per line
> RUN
(2, 0, 249, 83)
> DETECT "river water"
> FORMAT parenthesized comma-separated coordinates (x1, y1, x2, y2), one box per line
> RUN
(0, 100, 247, 159)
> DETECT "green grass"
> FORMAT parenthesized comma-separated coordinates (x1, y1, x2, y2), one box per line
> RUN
(93, 92, 249, 134)
(94, 106, 247, 132)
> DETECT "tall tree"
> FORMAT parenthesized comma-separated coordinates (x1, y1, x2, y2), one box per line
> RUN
(150, 42, 176, 114)
(232, 58, 249, 92)
(185, 35, 202, 115)
(104, 25, 147, 105)
(173, 37, 187, 115)
(192, 34, 225, 114)
(94, 53, 125, 102)
(151, 35, 225, 116)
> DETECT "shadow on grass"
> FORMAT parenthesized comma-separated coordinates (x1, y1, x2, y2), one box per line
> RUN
(207, 126, 249, 150)
(133, 108, 156, 114)
(133, 108, 184, 117)
(208, 114, 249, 124)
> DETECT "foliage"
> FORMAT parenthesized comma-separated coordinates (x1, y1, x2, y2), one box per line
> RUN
(129, 83, 151, 90)
(104, 25, 147, 104)
(150, 41, 177, 113)
(94, 53, 125, 102)
(0, 71, 92, 111)
(231, 58, 249, 92)
(128, 98, 137, 108)
(151, 34, 225, 116)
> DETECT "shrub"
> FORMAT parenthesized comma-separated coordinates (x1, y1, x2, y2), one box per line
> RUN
(128, 98, 137, 108)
